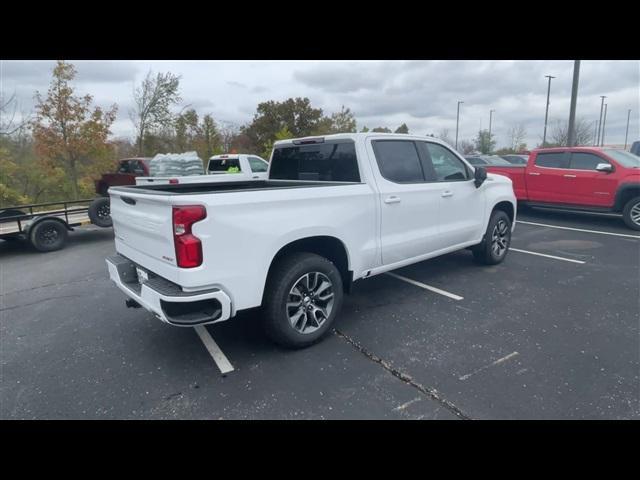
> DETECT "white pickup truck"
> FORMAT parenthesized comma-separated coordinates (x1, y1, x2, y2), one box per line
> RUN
(135, 154, 269, 186)
(106, 133, 516, 348)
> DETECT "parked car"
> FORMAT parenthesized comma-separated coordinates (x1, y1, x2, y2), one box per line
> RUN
(465, 155, 514, 166)
(106, 133, 516, 348)
(135, 154, 269, 186)
(630, 141, 640, 156)
(485, 147, 640, 230)
(500, 154, 529, 165)
(89, 157, 151, 227)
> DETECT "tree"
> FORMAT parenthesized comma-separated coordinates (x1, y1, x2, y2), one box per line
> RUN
(372, 127, 392, 133)
(328, 106, 357, 134)
(507, 123, 527, 151)
(437, 128, 453, 146)
(242, 97, 325, 152)
(131, 70, 181, 156)
(31, 61, 117, 200)
(261, 126, 294, 159)
(1, 92, 29, 136)
(394, 123, 409, 134)
(545, 117, 593, 147)
(474, 129, 496, 154)
(360, 126, 370, 132)
(459, 139, 475, 155)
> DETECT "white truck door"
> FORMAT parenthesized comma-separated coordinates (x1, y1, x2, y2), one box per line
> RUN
(367, 139, 443, 265)
(422, 142, 485, 247)
(246, 156, 269, 180)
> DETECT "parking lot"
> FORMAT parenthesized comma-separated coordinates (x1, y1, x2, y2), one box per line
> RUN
(1, 207, 638, 419)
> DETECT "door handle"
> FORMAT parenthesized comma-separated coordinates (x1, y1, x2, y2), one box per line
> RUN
(563, 174, 576, 178)
(252, 176, 259, 179)
(384, 196, 401, 204)
(529, 172, 541, 176)
(441, 191, 454, 198)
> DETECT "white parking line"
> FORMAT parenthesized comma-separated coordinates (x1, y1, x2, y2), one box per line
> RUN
(510, 248, 586, 264)
(459, 351, 519, 381)
(385, 272, 463, 301)
(517, 220, 640, 239)
(194, 325, 234, 375)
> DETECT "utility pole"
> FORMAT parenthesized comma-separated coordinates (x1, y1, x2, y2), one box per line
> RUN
(624, 109, 631, 149)
(597, 96, 606, 146)
(489, 109, 495, 138)
(542, 75, 555, 147)
(601, 103, 608, 146)
(593, 121, 598, 146)
(455, 100, 464, 150)
(567, 60, 580, 147)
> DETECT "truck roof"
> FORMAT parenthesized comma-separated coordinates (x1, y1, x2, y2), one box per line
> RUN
(273, 132, 453, 148)
(532, 146, 607, 153)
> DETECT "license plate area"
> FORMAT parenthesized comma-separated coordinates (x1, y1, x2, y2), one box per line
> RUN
(136, 267, 149, 284)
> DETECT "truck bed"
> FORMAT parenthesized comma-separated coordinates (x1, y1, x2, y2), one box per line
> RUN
(110, 179, 360, 196)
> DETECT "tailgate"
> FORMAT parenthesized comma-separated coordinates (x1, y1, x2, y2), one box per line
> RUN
(109, 189, 178, 274)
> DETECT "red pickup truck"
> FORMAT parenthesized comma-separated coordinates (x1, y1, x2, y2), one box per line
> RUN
(485, 147, 640, 230)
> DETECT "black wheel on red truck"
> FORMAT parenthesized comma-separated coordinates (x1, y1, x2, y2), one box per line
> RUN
(88, 197, 112, 228)
(30, 219, 68, 252)
(472, 210, 512, 265)
(262, 252, 344, 349)
(622, 196, 640, 231)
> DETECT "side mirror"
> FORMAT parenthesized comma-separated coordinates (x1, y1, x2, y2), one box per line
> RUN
(595, 163, 613, 173)
(474, 166, 487, 188)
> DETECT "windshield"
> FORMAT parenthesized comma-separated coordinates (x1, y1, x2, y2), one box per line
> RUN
(482, 156, 513, 166)
(604, 149, 640, 168)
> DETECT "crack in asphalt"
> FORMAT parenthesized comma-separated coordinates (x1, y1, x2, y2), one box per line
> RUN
(333, 329, 472, 420)
(0, 294, 86, 312)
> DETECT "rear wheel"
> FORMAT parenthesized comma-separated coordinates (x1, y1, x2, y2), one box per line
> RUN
(30, 219, 68, 252)
(88, 197, 112, 228)
(472, 210, 512, 265)
(622, 196, 640, 231)
(263, 252, 344, 349)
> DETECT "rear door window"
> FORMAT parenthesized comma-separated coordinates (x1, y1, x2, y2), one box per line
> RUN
(569, 152, 606, 170)
(372, 140, 424, 183)
(270, 141, 360, 182)
(535, 152, 569, 168)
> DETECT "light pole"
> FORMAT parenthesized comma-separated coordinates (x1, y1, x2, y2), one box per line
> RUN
(601, 103, 608, 146)
(593, 121, 598, 146)
(542, 75, 555, 147)
(489, 109, 495, 137)
(567, 60, 580, 147)
(596, 96, 606, 146)
(455, 101, 464, 150)
(624, 109, 631, 149)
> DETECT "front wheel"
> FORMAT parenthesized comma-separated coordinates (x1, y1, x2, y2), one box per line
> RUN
(472, 210, 512, 265)
(262, 252, 344, 349)
(622, 196, 640, 231)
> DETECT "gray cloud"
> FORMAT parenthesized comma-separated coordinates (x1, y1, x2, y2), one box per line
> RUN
(1, 60, 637, 147)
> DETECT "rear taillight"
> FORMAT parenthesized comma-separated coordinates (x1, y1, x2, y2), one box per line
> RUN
(169, 178, 179, 184)
(172, 205, 206, 268)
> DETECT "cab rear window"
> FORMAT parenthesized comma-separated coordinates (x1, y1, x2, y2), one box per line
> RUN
(209, 158, 241, 173)
(270, 141, 360, 182)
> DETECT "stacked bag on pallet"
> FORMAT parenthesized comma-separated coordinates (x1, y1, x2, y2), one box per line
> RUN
(148, 151, 205, 177)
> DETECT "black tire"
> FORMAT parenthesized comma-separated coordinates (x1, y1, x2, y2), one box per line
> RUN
(621, 196, 640, 231)
(472, 210, 512, 265)
(30, 219, 68, 252)
(88, 197, 112, 228)
(263, 252, 344, 349)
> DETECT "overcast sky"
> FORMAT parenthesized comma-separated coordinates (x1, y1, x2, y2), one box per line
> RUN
(1, 60, 638, 148)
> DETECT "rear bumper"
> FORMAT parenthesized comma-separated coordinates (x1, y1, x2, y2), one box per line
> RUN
(106, 254, 232, 326)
